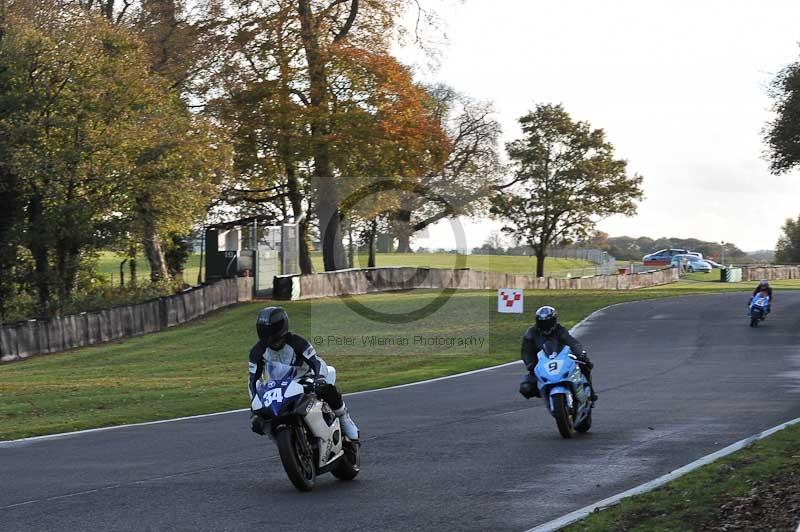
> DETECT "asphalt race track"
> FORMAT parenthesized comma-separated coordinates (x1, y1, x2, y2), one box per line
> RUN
(2, 292, 800, 532)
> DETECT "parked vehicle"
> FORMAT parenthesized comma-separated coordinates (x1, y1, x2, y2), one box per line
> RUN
(531, 343, 594, 438)
(251, 361, 360, 492)
(643, 248, 691, 266)
(670, 254, 713, 273)
(748, 293, 770, 327)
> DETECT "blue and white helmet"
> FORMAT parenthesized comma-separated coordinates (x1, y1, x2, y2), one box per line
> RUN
(535, 306, 558, 335)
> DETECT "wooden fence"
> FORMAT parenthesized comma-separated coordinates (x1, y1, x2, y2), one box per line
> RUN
(0, 277, 253, 363)
(740, 265, 800, 282)
(273, 267, 679, 300)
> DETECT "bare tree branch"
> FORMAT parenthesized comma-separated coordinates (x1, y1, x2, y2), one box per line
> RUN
(333, 0, 358, 42)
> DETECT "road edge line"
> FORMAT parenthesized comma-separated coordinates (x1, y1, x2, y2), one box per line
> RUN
(1, 300, 618, 446)
(524, 415, 800, 532)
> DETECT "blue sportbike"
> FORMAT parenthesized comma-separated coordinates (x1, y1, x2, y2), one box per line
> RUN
(251, 361, 360, 491)
(531, 343, 594, 438)
(748, 293, 770, 328)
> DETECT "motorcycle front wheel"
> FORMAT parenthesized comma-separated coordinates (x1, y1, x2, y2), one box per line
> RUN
(552, 394, 576, 439)
(276, 427, 316, 492)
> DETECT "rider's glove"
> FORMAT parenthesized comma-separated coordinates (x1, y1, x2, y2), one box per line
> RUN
(250, 414, 266, 435)
(525, 362, 536, 372)
(313, 376, 328, 394)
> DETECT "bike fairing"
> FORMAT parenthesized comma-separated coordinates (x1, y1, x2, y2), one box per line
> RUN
(531, 343, 594, 438)
(251, 360, 360, 491)
(251, 362, 309, 418)
(248, 332, 327, 402)
(748, 293, 770, 327)
(248, 307, 359, 442)
(519, 322, 595, 400)
(533, 344, 593, 407)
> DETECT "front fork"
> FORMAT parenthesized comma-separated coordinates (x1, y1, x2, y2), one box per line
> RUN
(273, 421, 314, 463)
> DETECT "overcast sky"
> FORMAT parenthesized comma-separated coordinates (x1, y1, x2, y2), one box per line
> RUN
(395, 0, 800, 253)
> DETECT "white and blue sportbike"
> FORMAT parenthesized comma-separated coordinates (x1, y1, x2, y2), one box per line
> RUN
(532, 343, 594, 438)
(748, 293, 770, 328)
(251, 361, 360, 491)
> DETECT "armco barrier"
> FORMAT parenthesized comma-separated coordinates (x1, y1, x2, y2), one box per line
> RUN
(273, 267, 679, 300)
(740, 265, 800, 282)
(0, 277, 253, 364)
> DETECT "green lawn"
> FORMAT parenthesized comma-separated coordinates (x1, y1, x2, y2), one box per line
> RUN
(96, 251, 203, 285)
(94, 251, 590, 286)
(565, 421, 800, 531)
(0, 287, 732, 441)
(311, 252, 595, 276)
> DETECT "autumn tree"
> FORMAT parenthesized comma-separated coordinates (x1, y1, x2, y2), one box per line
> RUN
(124, 109, 228, 281)
(0, 3, 227, 316)
(0, 0, 20, 318)
(765, 49, 800, 174)
(775, 215, 800, 264)
(492, 104, 643, 277)
(0, 8, 174, 312)
(387, 85, 502, 252)
(238, 0, 432, 270)
(215, 0, 450, 272)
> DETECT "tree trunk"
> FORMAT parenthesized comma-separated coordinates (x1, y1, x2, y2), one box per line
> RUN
(285, 164, 313, 274)
(119, 258, 127, 287)
(317, 181, 346, 270)
(55, 240, 80, 303)
(298, 0, 345, 271)
(137, 195, 169, 282)
(27, 194, 50, 317)
(535, 245, 546, 278)
(367, 218, 377, 268)
(128, 247, 138, 287)
(392, 209, 413, 253)
(55, 184, 81, 302)
(347, 219, 354, 268)
(0, 17, 17, 320)
(0, 168, 19, 320)
(143, 230, 169, 282)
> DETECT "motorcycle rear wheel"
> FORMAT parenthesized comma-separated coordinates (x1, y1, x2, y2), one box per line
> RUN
(552, 394, 576, 439)
(276, 428, 316, 492)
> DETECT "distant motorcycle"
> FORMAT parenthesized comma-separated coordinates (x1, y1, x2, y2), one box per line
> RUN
(251, 361, 360, 491)
(531, 342, 594, 438)
(748, 293, 770, 328)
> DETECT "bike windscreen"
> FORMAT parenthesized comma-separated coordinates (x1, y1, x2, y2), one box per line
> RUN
(542, 339, 560, 356)
(266, 361, 298, 381)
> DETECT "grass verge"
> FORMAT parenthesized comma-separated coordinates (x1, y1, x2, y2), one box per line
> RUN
(564, 421, 800, 531)
(4, 281, 800, 441)
(97, 251, 203, 285)
(0, 286, 739, 441)
(310, 252, 594, 276)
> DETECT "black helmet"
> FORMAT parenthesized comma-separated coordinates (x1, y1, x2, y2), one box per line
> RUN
(256, 307, 288, 348)
(535, 305, 558, 335)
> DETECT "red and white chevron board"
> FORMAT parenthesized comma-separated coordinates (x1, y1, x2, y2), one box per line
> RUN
(497, 288, 524, 313)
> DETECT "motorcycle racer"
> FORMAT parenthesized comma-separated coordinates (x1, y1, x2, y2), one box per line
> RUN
(248, 306, 360, 440)
(518, 306, 597, 401)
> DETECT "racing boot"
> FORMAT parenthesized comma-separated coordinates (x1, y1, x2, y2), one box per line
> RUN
(578, 366, 598, 402)
(334, 405, 360, 441)
(585, 373, 598, 402)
